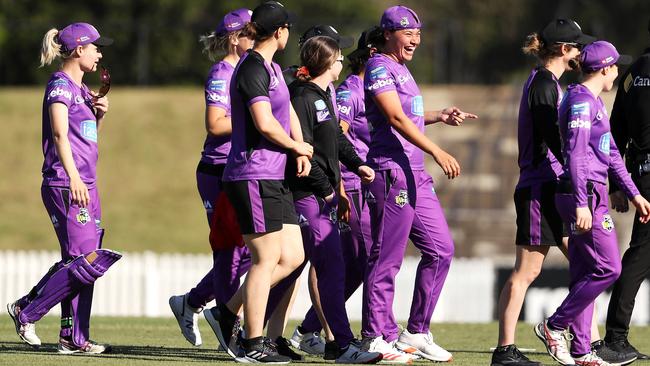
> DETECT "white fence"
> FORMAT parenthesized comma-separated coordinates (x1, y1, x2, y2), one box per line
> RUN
(1, 250, 648, 325)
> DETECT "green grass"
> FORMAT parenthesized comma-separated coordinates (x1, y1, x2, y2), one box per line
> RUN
(2, 316, 650, 365)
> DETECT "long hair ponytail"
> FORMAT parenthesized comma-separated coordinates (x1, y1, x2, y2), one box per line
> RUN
(40, 28, 63, 67)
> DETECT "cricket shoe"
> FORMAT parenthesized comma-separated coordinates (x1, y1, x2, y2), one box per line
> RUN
(395, 329, 452, 362)
(336, 339, 383, 364)
(168, 294, 202, 346)
(57, 337, 112, 354)
(534, 320, 574, 365)
(592, 340, 637, 366)
(204, 302, 241, 359)
(490, 344, 541, 366)
(7, 301, 41, 348)
(236, 336, 291, 364)
(361, 336, 413, 364)
(574, 351, 614, 366)
(275, 336, 303, 360)
(289, 326, 325, 354)
(325, 340, 340, 360)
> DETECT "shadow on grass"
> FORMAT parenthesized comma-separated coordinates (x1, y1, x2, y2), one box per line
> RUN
(0, 342, 236, 363)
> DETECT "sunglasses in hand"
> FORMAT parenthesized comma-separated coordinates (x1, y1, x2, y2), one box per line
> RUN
(95, 65, 111, 98)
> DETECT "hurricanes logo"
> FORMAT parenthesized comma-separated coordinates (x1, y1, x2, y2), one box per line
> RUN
(395, 190, 409, 208)
(76, 208, 91, 225)
(602, 214, 614, 232)
(400, 17, 409, 27)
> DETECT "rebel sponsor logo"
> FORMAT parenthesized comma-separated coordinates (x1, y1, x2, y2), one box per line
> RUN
(633, 76, 650, 87)
(208, 92, 228, 104)
(76, 208, 91, 225)
(602, 214, 614, 232)
(48, 87, 72, 101)
(338, 105, 351, 115)
(367, 78, 395, 91)
(569, 118, 591, 129)
(395, 189, 409, 208)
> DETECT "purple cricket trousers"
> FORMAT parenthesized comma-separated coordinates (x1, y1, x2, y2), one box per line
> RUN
(300, 189, 373, 333)
(294, 194, 355, 348)
(549, 182, 622, 356)
(17, 185, 103, 346)
(187, 168, 251, 309)
(362, 169, 454, 342)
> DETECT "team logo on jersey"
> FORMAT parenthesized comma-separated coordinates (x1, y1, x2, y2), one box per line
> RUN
(569, 118, 590, 129)
(269, 75, 279, 90)
(298, 214, 309, 227)
(397, 74, 411, 85)
(571, 102, 590, 116)
(315, 99, 331, 122)
(395, 190, 409, 208)
(328, 208, 338, 224)
(596, 111, 603, 120)
(599, 133, 611, 155)
(411, 95, 424, 116)
(209, 79, 227, 92)
(336, 90, 351, 102)
(364, 190, 376, 204)
(74, 95, 85, 104)
(338, 220, 351, 232)
(315, 99, 327, 110)
(602, 214, 614, 232)
(76, 208, 91, 225)
(369, 66, 388, 81)
(80, 120, 97, 142)
(400, 17, 410, 27)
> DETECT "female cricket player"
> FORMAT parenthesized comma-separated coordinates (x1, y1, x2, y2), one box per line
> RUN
(359, 5, 477, 363)
(285, 35, 382, 364)
(536, 40, 650, 366)
(168, 8, 255, 348)
(201, 2, 312, 363)
(7, 22, 121, 354)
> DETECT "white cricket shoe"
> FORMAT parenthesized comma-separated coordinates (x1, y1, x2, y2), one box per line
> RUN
(574, 351, 613, 366)
(169, 294, 202, 346)
(395, 329, 452, 362)
(336, 340, 383, 364)
(57, 338, 112, 354)
(289, 326, 326, 354)
(362, 336, 413, 364)
(7, 301, 41, 348)
(534, 320, 575, 365)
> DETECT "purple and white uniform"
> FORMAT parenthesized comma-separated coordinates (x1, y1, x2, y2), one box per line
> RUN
(549, 83, 639, 356)
(186, 60, 251, 309)
(18, 71, 104, 346)
(361, 54, 454, 341)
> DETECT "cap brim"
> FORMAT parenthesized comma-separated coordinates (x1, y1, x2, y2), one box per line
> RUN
(617, 54, 634, 66)
(347, 47, 367, 59)
(93, 36, 114, 47)
(338, 36, 354, 49)
(286, 12, 297, 25)
(576, 33, 596, 46)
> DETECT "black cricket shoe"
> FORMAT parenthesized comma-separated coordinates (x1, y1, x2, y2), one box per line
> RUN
(592, 340, 637, 365)
(324, 340, 340, 360)
(204, 302, 241, 359)
(608, 339, 649, 360)
(491, 344, 541, 366)
(238, 336, 291, 364)
(275, 336, 303, 361)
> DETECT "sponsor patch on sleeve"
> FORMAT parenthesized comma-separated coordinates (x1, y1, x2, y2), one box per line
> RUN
(570, 102, 590, 116)
(598, 132, 611, 155)
(411, 95, 424, 116)
(369, 66, 388, 81)
(208, 79, 227, 91)
(336, 90, 351, 102)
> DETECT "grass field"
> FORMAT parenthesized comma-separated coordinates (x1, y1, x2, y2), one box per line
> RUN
(2, 316, 650, 365)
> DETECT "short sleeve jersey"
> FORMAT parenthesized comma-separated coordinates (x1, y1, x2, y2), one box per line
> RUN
(41, 71, 98, 187)
(201, 61, 235, 165)
(364, 53, 425, 171)
(559, 83, 639, 207)
(337, 74, 370, 190)
(516, 67, 564, 189)
(223, 50, 291, 181)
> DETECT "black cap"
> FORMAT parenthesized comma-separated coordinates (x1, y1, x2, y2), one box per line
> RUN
(347, 26, 383, 59)
(298, 25, 354, 48)
(540, 18, 596, 46)
(251, 1, 295, 37)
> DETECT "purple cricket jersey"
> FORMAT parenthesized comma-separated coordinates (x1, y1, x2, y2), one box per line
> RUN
(223, 50, 292, 181)
(516, 68, 564, 188)
(42, 71, 98, 188)
(559, 83, 639, 207)
(201, 61, 235, 165)
(337, 74, 370, 190)
(364, 53, 425, 171)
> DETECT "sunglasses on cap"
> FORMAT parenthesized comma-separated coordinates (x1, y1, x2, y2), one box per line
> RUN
(556, 41, 583, 50)
(95, 65, 111, 98)
(336, 54, 345, 62)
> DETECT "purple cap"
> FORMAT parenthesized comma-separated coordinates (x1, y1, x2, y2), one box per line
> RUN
(216, 8, 253, 35)
(580, 40, 633, 72)
(57, 22, 113, 52)
(380, 5, 421, 31)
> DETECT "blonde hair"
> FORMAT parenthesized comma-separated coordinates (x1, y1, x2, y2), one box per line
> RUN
(522, 32, 565, 61)
(40, 28, 63, 67)
(200, 28, 251, 61)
